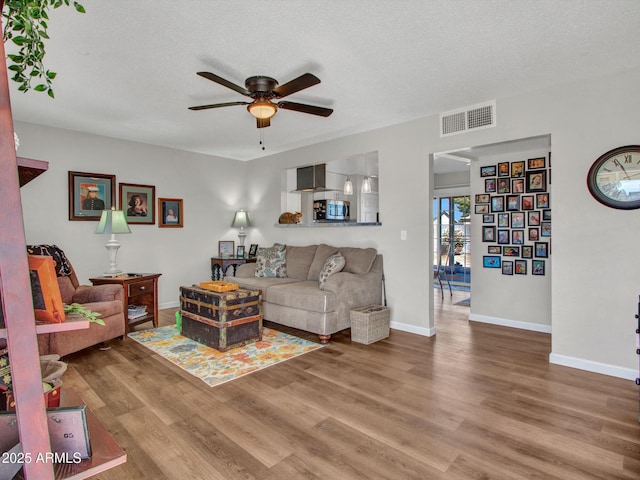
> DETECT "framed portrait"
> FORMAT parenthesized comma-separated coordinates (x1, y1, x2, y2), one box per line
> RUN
(480, 165, 496, 177)
(521, 195, 534, 210)
(525, 170, 547, 192)
(497, 229, 510, 244)
(120, 183, 155, 225)
(491, 196, 504, 212)
(528, 211, 540, 226)
(482, 214, 495, 224)
(68, 171, 115, 221)
(528, 157, 546, 169)
(511, 178, 524, 193)
(497, 162, 509, 177)
(528, 228, 539, 241)
(482, 226, 496, 242)
(502, 261, 514, 275)
(510, 161, 525, 178)
(248, 244, 259, 257)
(236, 245, 246, 258)
(497, 178, 510, 193)
(475, 193, 490, 204)
(522, 245, 533, 259)
(541, 221, 551, 237)
(532, 259, 546, 276)
(488, 245, 502, 254)
(515, 260, 527, 275)
(503, 246, 519, 256)
(475, 204, 489, 214)
(219, 241, 235, 257)
(536, 193, 550, 209)
(506, 195, 520, 211)
(512, 230, 524, 245)
(535, 242, 548, 258)
(483, 256, 501, 268)
(511, 212, 525, 228)
(158, 198, 183, 228)
(485, 178, 496, 193)
(497, 213, 509, 227)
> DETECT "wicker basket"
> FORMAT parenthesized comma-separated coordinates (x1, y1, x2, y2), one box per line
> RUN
(350, 304, 390, 344)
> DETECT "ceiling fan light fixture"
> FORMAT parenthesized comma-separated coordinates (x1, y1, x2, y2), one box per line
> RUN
(248, 99, 277, 119)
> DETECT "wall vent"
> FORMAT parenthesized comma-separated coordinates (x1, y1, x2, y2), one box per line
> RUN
(440, 100, 496, 137)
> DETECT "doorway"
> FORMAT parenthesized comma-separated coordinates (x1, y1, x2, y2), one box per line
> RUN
(433, 195, 471, 290)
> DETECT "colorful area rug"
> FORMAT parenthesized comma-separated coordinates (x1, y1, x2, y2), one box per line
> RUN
(128, 325, 322, 387)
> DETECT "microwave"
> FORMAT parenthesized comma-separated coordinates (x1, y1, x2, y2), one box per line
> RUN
(314, 200, 350, 221)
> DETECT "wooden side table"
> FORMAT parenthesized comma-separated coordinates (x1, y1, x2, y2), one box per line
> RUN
(90, 273, 161, 334)
(211, 256, 256, 280)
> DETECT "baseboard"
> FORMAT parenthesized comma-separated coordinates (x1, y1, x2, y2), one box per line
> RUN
(160, 300, 180, 310)
(549, 353, 637, 380)
(468, 313, 552, 333)
(390, 320, 436, 337)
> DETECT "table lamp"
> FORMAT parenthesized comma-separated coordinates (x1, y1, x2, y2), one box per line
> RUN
(95, 207, 131, 276)
(231, 209, 252, 247)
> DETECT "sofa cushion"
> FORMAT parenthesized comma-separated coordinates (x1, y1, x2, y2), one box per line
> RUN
(319, 252, 345, 290)
(285, 245, 318, 280)
(255, 244, 287, 278)
(339, 247, 377, 274)
(307, 244, 340, 280)
(266, 280, 336, 313)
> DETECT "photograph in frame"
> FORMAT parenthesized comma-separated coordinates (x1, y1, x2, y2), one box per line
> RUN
(480, 165, 496, 177)
(236, 245, 246, 258)
(515, 260, 527, 275)
(68, 171, 115, 221)
(525, 170, 547, 192)
(488, 245, 502, 254)
(502, 261, 514, 275)
(497, 162, 509, 177)
(158, 198, 183, 228)
(510, 161, 525, 178)
(218, 240, 234, 258)
(528, 157, 546, 169)
(120, 183, 156, 225)
(248, 244, 259, 257)
(532, 259, 545, 275)
(483, 256, 501, 268)
(522, 245, 533, 259)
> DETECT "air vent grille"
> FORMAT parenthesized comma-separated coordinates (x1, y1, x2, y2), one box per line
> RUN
(440, 100, 496, 137)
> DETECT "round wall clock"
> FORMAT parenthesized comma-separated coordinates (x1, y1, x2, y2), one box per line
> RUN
(587, 145, 640, 209)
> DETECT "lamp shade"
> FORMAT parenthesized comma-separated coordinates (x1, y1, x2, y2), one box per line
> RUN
(231, 210, 252, 228)
(95, 209, 131, 235)
(343, 177, 353, 196)
(247, 100, 277, 120)
(361, 176, 372, 194)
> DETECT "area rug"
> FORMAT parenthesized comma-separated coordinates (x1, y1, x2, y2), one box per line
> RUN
(454, 297, 471, 307)
(128, 325, 322, 387)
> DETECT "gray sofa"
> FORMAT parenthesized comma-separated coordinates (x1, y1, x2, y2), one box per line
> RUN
(225, 244, 383, 343)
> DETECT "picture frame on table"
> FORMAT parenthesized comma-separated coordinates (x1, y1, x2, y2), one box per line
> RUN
(248, 244, 259, 257)
(218, 241, 235, 258)
(525, 170, 547, 192)
(158, 198, 183, 228)
(120, 183, 155, 225)
(68, 171, 115, 221)
(236, 245, 245, 258)
(480, 165, 496, 177)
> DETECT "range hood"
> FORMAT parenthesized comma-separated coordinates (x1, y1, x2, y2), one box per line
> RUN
(296, 163, 328, 192)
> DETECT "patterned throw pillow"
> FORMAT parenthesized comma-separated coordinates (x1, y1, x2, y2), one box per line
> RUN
(255, 244, 287, 278)
(318, 252, 345, 290)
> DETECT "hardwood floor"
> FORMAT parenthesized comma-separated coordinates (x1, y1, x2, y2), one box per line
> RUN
(62, 289, 640, 479)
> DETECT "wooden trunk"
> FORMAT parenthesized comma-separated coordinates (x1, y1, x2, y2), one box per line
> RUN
(179, 286, 262, 352)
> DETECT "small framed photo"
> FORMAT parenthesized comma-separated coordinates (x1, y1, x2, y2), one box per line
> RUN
(515, 260, 527, 275)
(503, 246, 519, 256)
(482, 226, 496, 242)
(483, 214, 495, 224)
(528, 228, 539, 241)
(488, 245, 502, 254)
(236, 245, 245, 258)
(218, 240, 235, 258)
(521, 195, 534, 210)
(497, 229, 510, 244)
(483, 256, 501, 268)
(475, 193, 490, 204)
(158, 198, 183, 228)
(497, 178, 510, 194)
(528, 157, 546, 169)
(535, 242, 548, 258)
(248, 244, 259, 257)
(68, 171, 116, 221)
(485, 178, 497, 193)
(497, 213, 509, 227)
(511, 178, 524, 193)
(528, 211, 540, 226)
(510, 161, 525, 178)
(506, 195, 520, 211)
(491, 196, 504, 212)
(498, 162, 509, 177)
(502, 261, 514, 275)
(522, 245, 533, 259)
(541, 222, 551, 237)
(481, 165, 496, 177)
(512, 230, 524, 245)
(475, 204, 490, 214)
(120, 183, 155, 225)
(542, 209, 552, 221)
(532, 259, 545, 275)
(536, 193, 550, 209)
(511, 212, 525, 228)
(525, 170, 547, 192)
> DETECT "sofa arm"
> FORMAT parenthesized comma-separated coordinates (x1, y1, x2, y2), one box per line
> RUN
(231, 263, 257, 278)
(72, 284, 124, 304)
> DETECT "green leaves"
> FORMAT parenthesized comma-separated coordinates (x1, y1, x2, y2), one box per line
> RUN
(63, 303, 105, 326)
(2, 0, 85, 96)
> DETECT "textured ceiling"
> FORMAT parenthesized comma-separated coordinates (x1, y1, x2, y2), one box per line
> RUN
(6, 0, 640, 161)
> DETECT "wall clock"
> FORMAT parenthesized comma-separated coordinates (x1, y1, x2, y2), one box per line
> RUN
(587, 145, 640, 209)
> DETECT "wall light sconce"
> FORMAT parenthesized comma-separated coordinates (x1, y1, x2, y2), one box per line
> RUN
(95, 207, 131, 276)
(231, 209, 252, 246)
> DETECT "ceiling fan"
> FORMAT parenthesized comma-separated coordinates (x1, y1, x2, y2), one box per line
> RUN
(189, 72, 333, 128)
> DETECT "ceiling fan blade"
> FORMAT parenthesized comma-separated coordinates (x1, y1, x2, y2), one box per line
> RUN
(273, 73, 321, 98)
(277, 101, 333, 117)
(257, 117, 271, 128)
(189, 101, 250, 111)
(196, 72, 251, 96)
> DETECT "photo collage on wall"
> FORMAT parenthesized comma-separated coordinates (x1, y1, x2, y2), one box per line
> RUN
(475, 155, 551, 276)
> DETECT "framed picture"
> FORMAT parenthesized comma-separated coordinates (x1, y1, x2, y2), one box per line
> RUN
(532, 259, 545, 275)
(528, 211, 540, 226)
(498, 162, 509, 177)
(535, 242, 548, 258)
(503, 246, 519, 256)
(475, 204, 489, 214)
(536, 193, 549, 209)
(482, 226, 496, 242)
(497, 229, 510, 244)
(528, 228, 539, 241)
(506, 195, 520, 211)
(120, 183, 155, 225)
(158, 198, 183, 228)
(521, 195, 534, 210)
(497, 178, 510, 193)
(218, 240, 234, 257)
(248, 244, 259, 257)
(511, 178, 524, 193)
(497, 213, 509, 227)
(541, 221, 551, 237)
(28, 255, 65, 323)
(542, 209, 552, 221)
(485, 178, 496, 193)
(510, 161, 525, 178)
(68, 171, 115, 221)
(475, 193, 490, 204)
(512, 230, 524, 245)
(528, 157, 546, 169)
(488, 245, 502, 254)
(522, 245, 533, 259)
(515, 260, 527, 275)
(502, 261, 514, 275)
(525, 170, 547, 192)
(511, 212, 525, 228)
(482, 214, 495, 223)
(480, 165, 496, 177)
(491, 196, 504, 212)
(483, 256, 501, 268)
(236, 245, 245, 258)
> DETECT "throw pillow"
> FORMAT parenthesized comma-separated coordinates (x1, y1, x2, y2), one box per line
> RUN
(255, 244, 287, 278)
(318, 252, 345, 290)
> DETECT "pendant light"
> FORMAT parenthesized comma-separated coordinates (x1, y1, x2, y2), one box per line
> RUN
(361, 176, 372, 194)
(343, 177, 353, 195)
